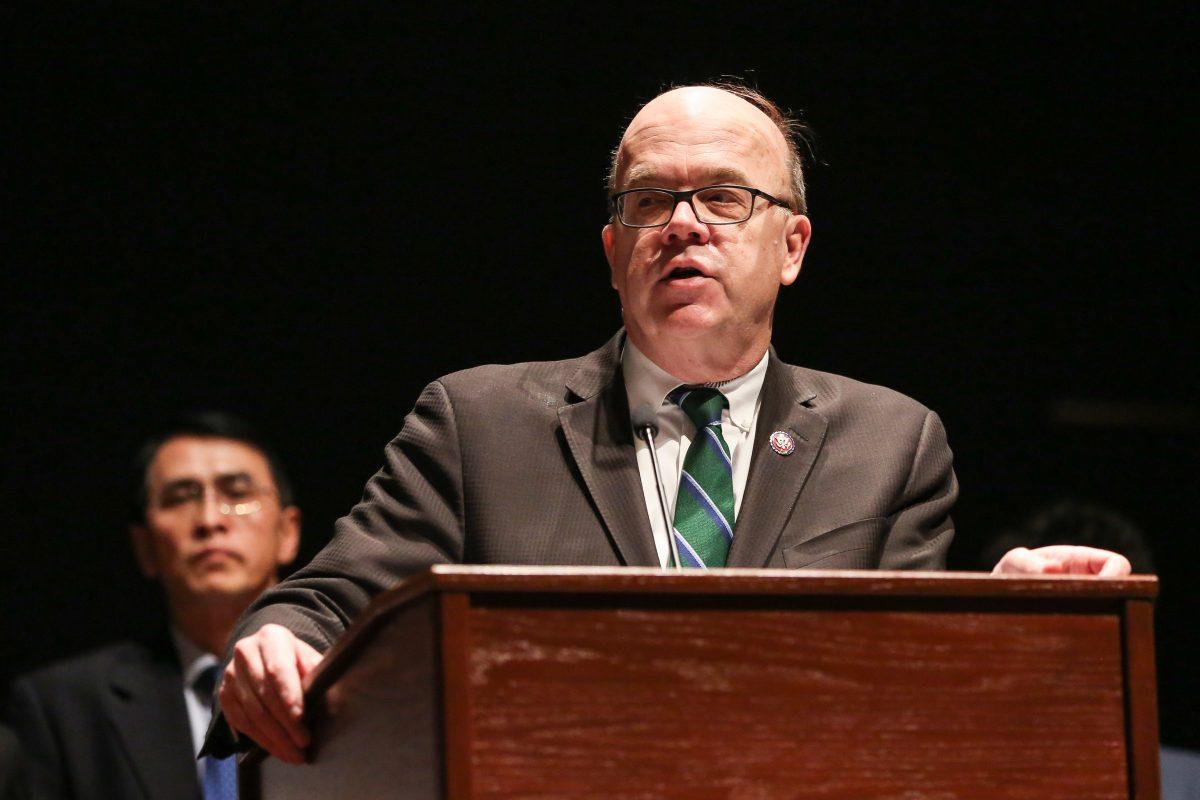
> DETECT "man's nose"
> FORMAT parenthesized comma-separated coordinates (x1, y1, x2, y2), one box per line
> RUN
(659, 198, 711, 245)
(196, 493, 229, 534)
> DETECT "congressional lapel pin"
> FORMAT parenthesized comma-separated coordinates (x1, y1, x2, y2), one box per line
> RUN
(769, 430, 796, 456)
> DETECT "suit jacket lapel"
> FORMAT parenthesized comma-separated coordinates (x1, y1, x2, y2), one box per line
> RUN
(106, 636, 200, 800)
(726, 352, 828, 568)
(559, 332, 659, 567)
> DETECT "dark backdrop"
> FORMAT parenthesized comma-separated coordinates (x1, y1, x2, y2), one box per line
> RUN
(6, 5, 1197, 746)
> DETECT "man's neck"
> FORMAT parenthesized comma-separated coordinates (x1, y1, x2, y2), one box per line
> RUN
(626, 328, 770, 384)
(166, 588, 269, 657)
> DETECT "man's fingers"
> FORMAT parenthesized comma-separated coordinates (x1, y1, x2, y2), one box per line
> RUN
(238, 689, 305, 764)
(230, 637, 306, 762)
(229, 646, 301, 762)
(258, 626, 309, 721)
(991, 547, 1024, 574)
(994, 545, 1134, 577)
(221, 665, 290, 761)
(218, 677, 252, 743)
(1029, 545, 1133, 577)
(219, 677, 297, 763)
(227, 657, 306, 763)
(993, 547, 1062, 575)
(254, 640, 310, 748)
(295, 638, 324, 680)
(1098, 554, 1132, 577)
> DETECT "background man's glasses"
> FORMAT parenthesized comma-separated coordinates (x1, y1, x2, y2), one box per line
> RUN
(152, 477, 276, 517)
(609, 184, 793, 228)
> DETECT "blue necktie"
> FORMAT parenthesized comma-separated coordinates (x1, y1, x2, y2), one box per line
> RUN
(195, 665, 238, 800)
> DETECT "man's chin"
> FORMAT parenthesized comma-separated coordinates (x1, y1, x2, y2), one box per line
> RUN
(625, 308, 724, 354)
(186, 574, 260, 601)
(658, 305, 721, 336)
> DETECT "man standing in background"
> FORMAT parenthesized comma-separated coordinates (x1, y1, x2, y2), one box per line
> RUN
(6, 412, 301, 800)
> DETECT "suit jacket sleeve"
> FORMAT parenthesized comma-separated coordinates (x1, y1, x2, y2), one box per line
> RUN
(878, 409, 958, 570)
(5, 679, 65, 800)
(233, 379, 464, 652)
(204, 379, 465, 757)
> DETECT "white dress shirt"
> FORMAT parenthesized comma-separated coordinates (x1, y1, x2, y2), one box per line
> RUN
(171, 628, 220, 778)
(622, 341, 769, 568)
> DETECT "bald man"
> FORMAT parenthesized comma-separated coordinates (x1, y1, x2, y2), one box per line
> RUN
(207, 83, 1131, 761)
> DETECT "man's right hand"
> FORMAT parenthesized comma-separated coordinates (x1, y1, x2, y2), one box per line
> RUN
(218, 624, 324, 764)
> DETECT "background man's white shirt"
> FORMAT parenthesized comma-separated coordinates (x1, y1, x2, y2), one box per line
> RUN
(171, 628, 219, 779)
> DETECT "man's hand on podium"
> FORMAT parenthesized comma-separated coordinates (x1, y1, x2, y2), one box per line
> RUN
(992, 545, 1133, 577)
(219, 623, 323, 764)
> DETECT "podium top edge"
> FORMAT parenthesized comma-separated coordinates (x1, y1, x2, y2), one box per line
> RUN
(297, 566, 1158, 707)
(377, 565, 1159, 601)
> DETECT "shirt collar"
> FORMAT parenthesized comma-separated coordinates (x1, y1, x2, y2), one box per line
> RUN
(621, 340, 768, 434)
(170, 627, 220, 691)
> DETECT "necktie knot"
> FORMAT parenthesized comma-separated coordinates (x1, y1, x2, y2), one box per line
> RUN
(667, 386, 728, 432)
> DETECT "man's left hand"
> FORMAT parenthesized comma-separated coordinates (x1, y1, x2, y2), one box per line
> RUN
(992, 545, 1132, 577)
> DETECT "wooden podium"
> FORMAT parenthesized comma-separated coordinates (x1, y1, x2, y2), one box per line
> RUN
(241, 566, 1159, 799)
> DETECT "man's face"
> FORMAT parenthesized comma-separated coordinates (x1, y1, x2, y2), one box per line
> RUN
(131, 436, 300, 608)
(603, 88, 811, 360)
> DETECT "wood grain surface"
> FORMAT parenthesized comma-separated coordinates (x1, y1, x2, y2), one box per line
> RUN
(423, 565, 1159, 600)
(466, 600, 1128, 799)
(1123, 600, 1161, 800)
(247, 569, 1157, 799)
(259, 596, 443, 799)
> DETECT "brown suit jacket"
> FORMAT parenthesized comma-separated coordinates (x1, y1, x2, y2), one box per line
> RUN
(229, 331, 957, 661)
(204, 332, 957, 755)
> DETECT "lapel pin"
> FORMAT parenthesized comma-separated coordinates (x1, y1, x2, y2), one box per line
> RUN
(769, 430, 796, 456)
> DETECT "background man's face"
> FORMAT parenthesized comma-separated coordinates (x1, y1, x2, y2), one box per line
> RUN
(603, 88, 810, 355)
(132, 436, 299, 609)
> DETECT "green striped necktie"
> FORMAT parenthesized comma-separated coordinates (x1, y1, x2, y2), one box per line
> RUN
(667, 387, 735, 568)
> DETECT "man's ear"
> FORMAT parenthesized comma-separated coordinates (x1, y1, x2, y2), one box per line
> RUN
(779, 214, 812, 287)
(129, 523, 159, 579)
(275, 506, 302, 566)
(602, 223, 617, 288)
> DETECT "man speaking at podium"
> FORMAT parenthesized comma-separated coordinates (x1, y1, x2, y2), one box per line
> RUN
(207, 83, 1131, 763)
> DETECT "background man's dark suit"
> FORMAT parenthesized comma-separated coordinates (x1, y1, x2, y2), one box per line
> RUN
(0, 724, 32, 800)
(6, 633, 199, 800)
(226, 332, 957, 657)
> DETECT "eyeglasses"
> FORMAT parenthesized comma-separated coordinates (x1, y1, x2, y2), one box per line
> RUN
(151, 475, 276, 517)
(609, 184, 793, 228)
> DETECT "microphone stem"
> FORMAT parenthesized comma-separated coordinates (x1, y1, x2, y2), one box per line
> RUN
(639, 426, 682, 569)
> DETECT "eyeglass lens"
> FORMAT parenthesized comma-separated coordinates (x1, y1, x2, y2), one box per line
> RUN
(153, 474, 268, 517)
(618, 187, 755, 226)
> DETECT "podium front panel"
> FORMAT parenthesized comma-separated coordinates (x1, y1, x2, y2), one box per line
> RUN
(247, 568, 1157, 800)
(459, 594, 1129, 799)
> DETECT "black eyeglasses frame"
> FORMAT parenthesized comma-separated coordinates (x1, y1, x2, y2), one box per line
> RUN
(608, 184, 795, 228)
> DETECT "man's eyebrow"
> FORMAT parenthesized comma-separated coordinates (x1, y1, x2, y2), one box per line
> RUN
(622, 165, 662, 188)
(621, 165, 753, 189)
(157, 472, 255, 491)
(156, 477, 200, 495)
(700, 166, 753, 185)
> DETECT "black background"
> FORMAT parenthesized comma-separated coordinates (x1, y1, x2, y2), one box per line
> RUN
(6, 5, 1197, 745)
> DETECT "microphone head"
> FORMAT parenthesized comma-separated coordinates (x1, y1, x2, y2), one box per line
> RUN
(630, 404, 659, 437)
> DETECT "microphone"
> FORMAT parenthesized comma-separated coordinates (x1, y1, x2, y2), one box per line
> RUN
(631, 404, 682, 569)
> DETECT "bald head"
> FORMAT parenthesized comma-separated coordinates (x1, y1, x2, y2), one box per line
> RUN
(601, 82, 813, 384)
(608, 84, 809, 213)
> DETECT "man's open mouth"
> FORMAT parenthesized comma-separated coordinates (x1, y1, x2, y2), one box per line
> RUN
(663, 265, 706, 281)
